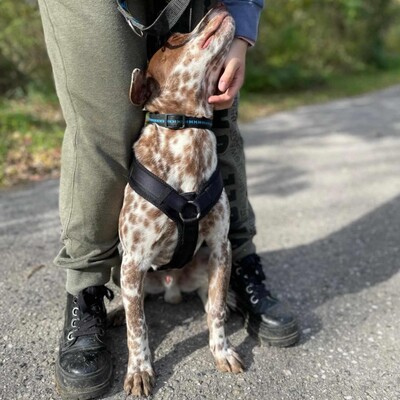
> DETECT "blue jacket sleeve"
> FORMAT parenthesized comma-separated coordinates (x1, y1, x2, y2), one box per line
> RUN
(223, 0, 264, 43)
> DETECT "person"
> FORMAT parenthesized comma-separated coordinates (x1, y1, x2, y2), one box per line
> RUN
(38, 0, 299, 398)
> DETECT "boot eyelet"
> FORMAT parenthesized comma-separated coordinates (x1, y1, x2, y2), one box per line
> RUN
(72, 307, 79, 316)
(250, 295, 259, 305)
(246, 285, 254, 294)
(99, 328, 105, 336)
(67, 331, 75, 341)
(235, 267, 242, 276)
(71, 319, 78, 328)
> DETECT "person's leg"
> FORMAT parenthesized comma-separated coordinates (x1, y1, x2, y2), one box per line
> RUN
(213, 100, 257, 261)
(213, 102, 299, 347)
(38, 0, 146, 397)
(40, 0, 146, 295)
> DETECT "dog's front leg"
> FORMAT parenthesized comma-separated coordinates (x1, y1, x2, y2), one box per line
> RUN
(207, 240, 244, 374)
(121, 256, 155, 397)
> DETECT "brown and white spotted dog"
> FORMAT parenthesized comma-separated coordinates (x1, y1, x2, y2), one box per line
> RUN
(118, 5, 244, 397)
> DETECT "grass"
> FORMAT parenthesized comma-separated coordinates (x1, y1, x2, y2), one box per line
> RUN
(1, 66, 400, 187)
(0, 91, 64, 186)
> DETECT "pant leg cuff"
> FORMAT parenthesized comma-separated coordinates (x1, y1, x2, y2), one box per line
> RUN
(66, 268, 112, 295)
(231, 241, 257, 264)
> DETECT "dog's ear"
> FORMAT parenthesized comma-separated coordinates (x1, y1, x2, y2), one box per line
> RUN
(129, 68, 151, 106)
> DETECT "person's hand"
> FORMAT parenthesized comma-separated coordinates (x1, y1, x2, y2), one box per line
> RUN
(208, 38, 248, 110)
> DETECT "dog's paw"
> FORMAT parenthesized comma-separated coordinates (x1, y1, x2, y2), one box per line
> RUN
(164, 292, 183, 304)
(215, 347, 244, 374)
(124, 369, 155, 397)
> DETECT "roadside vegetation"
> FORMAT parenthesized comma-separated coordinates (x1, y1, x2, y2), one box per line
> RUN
(1, 0, 400, 187)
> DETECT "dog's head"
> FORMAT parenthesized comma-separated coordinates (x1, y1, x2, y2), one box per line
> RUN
(130, 5, 235, 116)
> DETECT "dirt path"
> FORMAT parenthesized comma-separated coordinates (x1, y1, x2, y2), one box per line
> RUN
(1, 86, 399, 400)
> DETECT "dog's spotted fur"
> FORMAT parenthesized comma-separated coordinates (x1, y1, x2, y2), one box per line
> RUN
(119, 6, 243, 396)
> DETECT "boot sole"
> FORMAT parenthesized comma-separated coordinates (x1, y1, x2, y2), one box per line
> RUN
(55, 363, 112, 400)
(55, 380, 111, 400)
(233, 304, 300, 348)
(245, 314, 300, 347)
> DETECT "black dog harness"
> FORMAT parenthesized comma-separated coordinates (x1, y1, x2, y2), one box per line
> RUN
(128, 113, 224, 271)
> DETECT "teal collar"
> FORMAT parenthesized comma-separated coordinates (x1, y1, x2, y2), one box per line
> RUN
(146, 113, 213, 130)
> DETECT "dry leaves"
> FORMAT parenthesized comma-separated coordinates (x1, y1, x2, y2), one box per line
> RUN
(3, 132, 61, 186)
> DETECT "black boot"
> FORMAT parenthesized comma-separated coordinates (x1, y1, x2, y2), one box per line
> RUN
(55, 285, 114, 400)
(228, 254, 299, 347)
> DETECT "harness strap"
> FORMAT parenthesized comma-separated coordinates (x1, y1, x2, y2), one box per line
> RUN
(129, 154, 224, 270)
(163, 193, 199, 272)
(116, 0, 192, 37)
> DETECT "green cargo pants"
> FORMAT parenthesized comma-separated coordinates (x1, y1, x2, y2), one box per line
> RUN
(38, 0, 256, 295)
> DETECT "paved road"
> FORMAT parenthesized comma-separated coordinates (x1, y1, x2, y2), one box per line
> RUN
(1, 86, 400, 400)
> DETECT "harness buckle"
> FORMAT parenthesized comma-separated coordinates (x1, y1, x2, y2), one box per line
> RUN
(179, 201, 201, 223)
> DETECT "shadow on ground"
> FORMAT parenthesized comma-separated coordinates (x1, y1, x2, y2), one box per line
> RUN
(243, 86, 400, 149)
(101, 193, 400, 396)
(259, 193, 400, 340)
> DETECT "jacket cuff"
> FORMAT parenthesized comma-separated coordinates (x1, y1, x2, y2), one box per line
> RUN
(236, 36, 255, 47)
(223, 0, 264, 43)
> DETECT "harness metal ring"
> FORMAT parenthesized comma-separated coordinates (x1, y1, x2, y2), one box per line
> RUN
(179, 200, 201, 223)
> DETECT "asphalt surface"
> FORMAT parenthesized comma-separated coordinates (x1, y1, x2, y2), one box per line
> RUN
(1, 86, 400, 400)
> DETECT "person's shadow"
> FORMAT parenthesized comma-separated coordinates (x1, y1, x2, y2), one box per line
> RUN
(103, 193, 400, 397)
(259, 193, 400, 341)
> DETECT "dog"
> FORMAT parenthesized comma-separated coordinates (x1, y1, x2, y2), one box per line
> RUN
(118, 5, 244, 397)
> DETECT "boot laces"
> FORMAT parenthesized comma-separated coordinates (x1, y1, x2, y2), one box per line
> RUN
(68, 286, 114, 341)
(234, 254, 271, 305)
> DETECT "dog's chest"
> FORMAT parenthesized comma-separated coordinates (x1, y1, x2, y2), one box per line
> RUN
(134, 124, 217, 189)
(119, 125, 219, 268)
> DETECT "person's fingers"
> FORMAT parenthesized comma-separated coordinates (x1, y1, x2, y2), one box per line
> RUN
(218, 61, 239, 92)
(208, 38, 248, 110)
(208, 91, 234, 110)
(209, 69, 243, 109)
